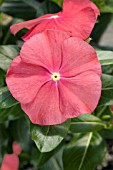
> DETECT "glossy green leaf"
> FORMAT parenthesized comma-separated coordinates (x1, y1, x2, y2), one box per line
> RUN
(0, 45, 20, 60)
(39, 0, 61, 16)
(0, 45, 20, 71)
(0, 53, 12, 71)
(41, 146, 63, 170)
(31, 142, 64, 168)
(98, 74, 113, 106)
(0, 104, 24, 123)
(0, 69, 5, 88)
(0, 86, 18, 109)
(0, 124, 8, 163)
(97, 50, 113, 66)
(63, 133, 107, 170)
(70, 114, 106, 133)
(22, 0, 41, 10)
(0, 0, 36, 20)
(30, 120, 70, 153)
(95, 105, 112, 119)
(9, 117, 30, 150)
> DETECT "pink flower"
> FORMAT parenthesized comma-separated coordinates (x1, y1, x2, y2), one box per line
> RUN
(10, 0, 99, 41)
(6, 30, 101, 125)
(13, 141, 22, 155)
(0, 142, 21, 170)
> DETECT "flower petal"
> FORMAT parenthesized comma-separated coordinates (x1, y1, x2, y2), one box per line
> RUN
(63, 0, 90, 13)
(63, 0, 99, 18)
(10, 13, 53, 35)
(1, 154, 19, 170)
(59, 7, 96, 40)
(21, 81, 67, 125)
(22, 13, 62, 41)
(90, 1, 100, 18)
(13, 142, 22, 155)
(20, 30, 69, 72)
(59, 71, 101, 118)
(60, 37, 101, 77)
(6, 56, 50, 104)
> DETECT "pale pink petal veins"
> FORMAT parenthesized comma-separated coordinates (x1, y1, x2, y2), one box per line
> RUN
(1, 154, 19, 170)
(10, 13, 54, 35)
(60, 37, 101, 77)
(6, 56, 50, 104)
(21, 81, 67, 125)
(20, 30, 69, 72)
(59, 71, 101, 118)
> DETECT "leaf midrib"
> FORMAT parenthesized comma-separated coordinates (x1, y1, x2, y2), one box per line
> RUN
(78, 132, 93, 170)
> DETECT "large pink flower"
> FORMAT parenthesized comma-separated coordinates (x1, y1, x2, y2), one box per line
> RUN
(6, 30, 101, 125)
(10, 0, 100, 41)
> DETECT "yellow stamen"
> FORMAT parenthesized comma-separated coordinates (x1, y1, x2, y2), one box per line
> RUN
(51, 72, 60, 81)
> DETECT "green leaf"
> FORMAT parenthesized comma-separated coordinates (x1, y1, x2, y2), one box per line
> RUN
(0, 45, 20, 71)
(30, 120, 70, 153)
(31, 142, 64, 168)
(41, 147, 63, 170)
(70, 114, 106, 133)
(95, 105, 112, 119)
(22, 0, 41, 10)
(0, 87, 18, 109)
(100, 129, 113, 139)
(0, 0, 36, 20)
(63, 133, 107, 170)
(97, 50, 113, 66)
(0, 45, 20, 60)
(51, 0, 63, 7)
(0, 104, 24, 123)
(0, 69, 5, 88)
(0, 124, 8, 163)
(39, 0, 61, 16)
(98, 74, 113, 106)
(0, 53, 12, 71)
(9, 117, 30, 150)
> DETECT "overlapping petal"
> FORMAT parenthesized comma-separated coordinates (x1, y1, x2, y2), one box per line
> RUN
(60, 37, 101, 77)
(10, 13, 53, 35)
(6, 56, 50, 104)
(10, 0, 99, 41)
(20, 30, 69, 71)
(21, 81, 66, 125)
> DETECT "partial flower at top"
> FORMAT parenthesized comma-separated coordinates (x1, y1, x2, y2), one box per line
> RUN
(10, 0, 100, 41)
(6, 30, 101, 125)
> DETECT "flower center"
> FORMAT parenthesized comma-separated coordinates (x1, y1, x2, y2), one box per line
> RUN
(51, 72, 60, 81)
(49, 15, 59, 19)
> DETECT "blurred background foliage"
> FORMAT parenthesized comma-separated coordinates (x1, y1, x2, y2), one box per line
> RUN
(0, 0, 113, 170)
